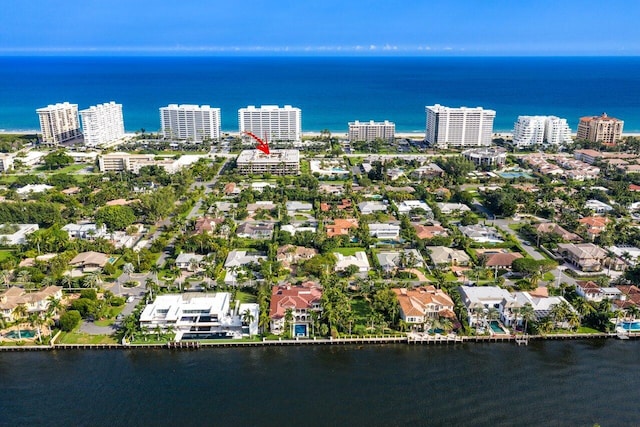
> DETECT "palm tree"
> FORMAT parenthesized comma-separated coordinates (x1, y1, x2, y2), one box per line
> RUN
(59, 275, 73, 290)
(242, 308, 255, 337)
(520, 303, 535, 335)
(16, 270, 30, 285)
(284, 308, 294, 338)
(472, 306, 484, 334)
(13, 304, 28, 339)
(0, 270, 11, 288)
(122, 262, 135, 276)
(538, 317, 554, 335)
(27, 313, 43, 343)
(627, 305, 640, 321)
(567, 310, 581, 331)
(46, 296, 62, 317)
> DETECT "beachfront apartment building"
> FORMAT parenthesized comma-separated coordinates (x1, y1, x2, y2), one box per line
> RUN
(425, 104, 495, 149)
(512, 115, 573, 148)
(235, 149, 300, 175)
(139, 293, 259, 341)
(79, 102, 125, 147)
(348, 120, 395, 142)
(462, 147, 507, 167)
(36, 102, 81, 145)
(160, 104, 221, 142)
(238, 105, 301, 142)
(98, 152, 199, 174)
(0, 153, 14, 173)
(577, 113, 624, 144)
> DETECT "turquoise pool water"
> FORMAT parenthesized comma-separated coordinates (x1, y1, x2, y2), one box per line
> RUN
(490, 321, 505, 334)
(4, 329, 36, 339)
(498, 172, 534, 179)
(620, 321, 640, 331)
(108, 257, 117, 264)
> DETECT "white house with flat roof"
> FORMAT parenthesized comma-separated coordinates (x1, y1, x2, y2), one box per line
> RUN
(584, 199, 614, 215)
(334, 251, 370, 273)
(139, 293, 259, 340)
(459, 285, 520, 327)
(0, 224, 39, 245)
(368, 223, 401, 239)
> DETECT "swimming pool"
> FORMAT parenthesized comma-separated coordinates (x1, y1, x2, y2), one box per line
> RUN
(489, 321, 506, 334)
(4, 329, 36, 339)
(498, 172, 534, 179)
(619, 321, 640, 332)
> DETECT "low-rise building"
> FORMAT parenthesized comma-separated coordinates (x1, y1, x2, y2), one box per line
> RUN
(0, 224, 39, 245)
(276, 245, 318, 270)
(376, 249, 425, 272)
(223, 250, 267, 285)
(584, 199, 614, 215)
(393, 286, 455, 325)
(357, 201, 388, 215)
(459, 224, 503, 244)
(0, 153, 14, 173)
(325, 218, 358, 238)
(236, 149, 300, 175)
(334, 251, 370, 273)
(139, 293, 259, 340)
(62, 223, 108, 240)
(368, 223, 401, 240)
(462, 147, 507, 167)
(482, 252, 523, 270)
(428, 246, 471, 266)
(557, 243, 621, 272)
(269, 282, 322, 337)
(175, 253, 205, 270)
(436, 203, 471, 215)
(413, 224, 449, 240)
(459, 285, 520, 327)
(534, 222, 582, 242)
(0, 286, 62, 322)
(235, 222, 275, 240)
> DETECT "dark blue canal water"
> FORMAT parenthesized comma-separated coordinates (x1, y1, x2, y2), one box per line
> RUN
(1, 340, 638, 426)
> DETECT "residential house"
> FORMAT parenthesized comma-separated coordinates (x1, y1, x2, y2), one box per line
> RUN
(576, 280, 623, 303)
(413, 224, 449, 240)
(16, 184, 54, 196)
(578, 216, 610, 240)
(459, 285, 521, 327)
(269, 282, 322, 337)
(393, 286, 455, 325)
(139, 293, 259, 340)
(175, 253, 205, 270)
(280, 223, 317, 235)
(482, 252, 523, 270)
(286, 201, 313, 213)
(320, 199, 352, 212)
(194, 217, 225, 235)
(584, 199, 614, 215)
(357, 201, 388, 215)
(62, 223, 108, 240)
(236, 222, 275, 240)
(334, 251, 370, 273)
(0, 286, 63, 322)
(0, 224, 39, 245)
(69, 251, 110, 272)
(246, 201, 277, 214)
(428, 246, 471, 266)
(376, 249, 425, 272)
(386, 168, 404, 181)
(325, 218, 358, 238)
(609, 245, 640, 267)
(368, 223, 401, 239)
(557, 243, 622, 272)
(223, 250, 267, 285)
(534, 222, 582, 242)
(512, 291, 576, 322)
(276, 245, 318, 270)
(411, 163, 444, 179)
(459, 224, 503, 244)
(436, 202, 471, 215)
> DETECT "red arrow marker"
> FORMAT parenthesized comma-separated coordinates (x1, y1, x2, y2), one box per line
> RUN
(243, 131, 270, 155)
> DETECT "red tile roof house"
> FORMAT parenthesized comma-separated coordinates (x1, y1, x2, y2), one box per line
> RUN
(578, 216, 611, 240)
(392, 286, 456, 327)
(269, 283, 322, 337)
(193, 217, 224, 235)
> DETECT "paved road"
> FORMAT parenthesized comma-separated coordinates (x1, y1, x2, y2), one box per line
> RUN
(186, 159, 229, 220)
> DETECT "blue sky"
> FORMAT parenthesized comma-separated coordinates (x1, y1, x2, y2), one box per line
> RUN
(1, 0, 639, 55)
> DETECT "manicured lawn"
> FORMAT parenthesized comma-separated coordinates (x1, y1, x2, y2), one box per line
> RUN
(350, 297, 373, 323)
(37, 164, 87, 174)
(577, 326, 603, 334)
(236, 290, 257, 304)
(94, 319, 114, 327)
(542, 272, 554, 281)
(333, 247, 366, 256)
(57, 331, 117, 344)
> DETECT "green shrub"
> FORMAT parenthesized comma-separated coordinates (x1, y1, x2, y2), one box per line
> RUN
(60, 310, 81, 332)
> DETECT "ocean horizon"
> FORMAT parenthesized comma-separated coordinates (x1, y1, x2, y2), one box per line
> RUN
(1, 55, 639, 134)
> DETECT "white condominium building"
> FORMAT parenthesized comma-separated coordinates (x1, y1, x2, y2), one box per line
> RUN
(236, 149, 300, 175)
(79, 101, 125, 147)
(425, 104, 495, 149)
(512, 115, 572, 148)
(36, 102, 81, 145)
(160, 104, 221, 142)
(98, 152, 199, 174)
(0, 153, 14, 173)
(348, 120, 395, 142)
(238, 105, 301, 142)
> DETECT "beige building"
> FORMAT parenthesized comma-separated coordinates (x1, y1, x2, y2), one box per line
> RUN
(576, 113, 624, 144)
(36, 102, 81, 145)
(236, 150, 300, 175)
(348, 120, 395, 142)
(98, 152, 199, 174)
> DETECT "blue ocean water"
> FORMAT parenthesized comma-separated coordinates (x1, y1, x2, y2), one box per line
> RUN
(0, 56, 639, 133)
